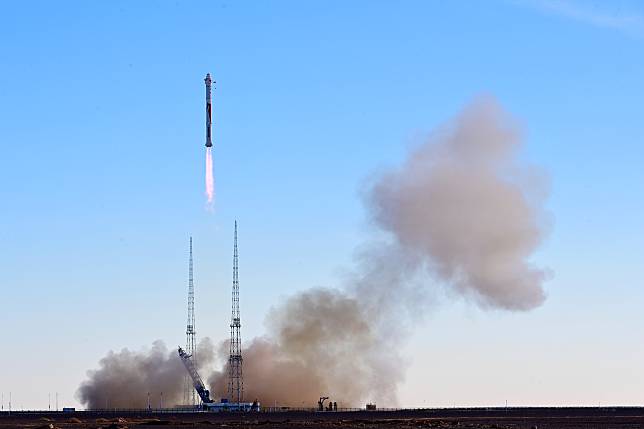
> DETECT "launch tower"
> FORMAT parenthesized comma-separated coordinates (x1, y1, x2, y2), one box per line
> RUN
(228, 222, 243, 403)
(184, 237, 197, 406)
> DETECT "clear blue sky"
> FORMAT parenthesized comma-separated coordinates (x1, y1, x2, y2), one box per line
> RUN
(1, 0, 643, 409)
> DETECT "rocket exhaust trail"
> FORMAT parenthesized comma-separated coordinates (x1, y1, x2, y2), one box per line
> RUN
(205, 147, 214, 207)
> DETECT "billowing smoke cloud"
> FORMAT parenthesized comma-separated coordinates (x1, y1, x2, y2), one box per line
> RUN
(207, 97, 550, 406)
(210, 99, 545, 406)
(78, 338, 214, 409)
(370, 96, 549, 310)
(79, 97, 550, 409)
(208, 288, 401, 407)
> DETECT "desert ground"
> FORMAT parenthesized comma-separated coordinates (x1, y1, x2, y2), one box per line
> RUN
(2, 408, 644, 429)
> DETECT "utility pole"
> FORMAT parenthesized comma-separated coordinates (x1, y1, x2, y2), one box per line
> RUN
(185, 237, 197, 407)
(228, 221, 243, 404)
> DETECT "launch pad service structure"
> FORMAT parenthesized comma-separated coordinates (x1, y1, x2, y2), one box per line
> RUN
(184, 237, 197, 407)
(178, 224, 257, 412)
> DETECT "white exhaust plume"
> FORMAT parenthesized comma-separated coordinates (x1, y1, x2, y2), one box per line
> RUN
(205, 147, 215, 209)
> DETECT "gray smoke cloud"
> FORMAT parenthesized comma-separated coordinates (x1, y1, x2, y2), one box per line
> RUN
(77, 338, 214, 409)
(208, 288, 401, 407)
(79, 96, 550, 409)
(370, 96, 550, 310)
(206, 96, 550, 407)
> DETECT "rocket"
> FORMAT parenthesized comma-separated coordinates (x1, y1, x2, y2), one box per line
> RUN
(205, 73, 213, 148)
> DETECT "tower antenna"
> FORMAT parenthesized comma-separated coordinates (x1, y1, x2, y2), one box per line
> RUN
(185, 236, 197, 406)
(228, 221, 243, 403)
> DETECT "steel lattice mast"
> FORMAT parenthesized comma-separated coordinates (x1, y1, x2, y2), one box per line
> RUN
(228, 221, 243, 403)
(185, 236, 197, 407)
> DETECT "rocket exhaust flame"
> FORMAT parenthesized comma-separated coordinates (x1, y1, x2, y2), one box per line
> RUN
(205, 147, 214, 208)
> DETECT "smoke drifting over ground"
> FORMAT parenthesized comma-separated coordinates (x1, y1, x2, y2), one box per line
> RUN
(208, 289, 401, 406)
(79, 97, 550, 409)
(78, 339, 214, 409)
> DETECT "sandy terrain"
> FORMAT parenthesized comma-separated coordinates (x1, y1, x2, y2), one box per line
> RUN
(2, 408, 644, 429)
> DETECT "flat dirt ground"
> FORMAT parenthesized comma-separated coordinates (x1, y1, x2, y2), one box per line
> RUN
(2, 408, 644, 429)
